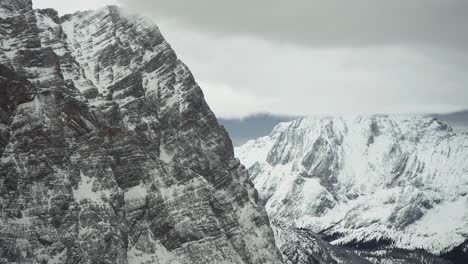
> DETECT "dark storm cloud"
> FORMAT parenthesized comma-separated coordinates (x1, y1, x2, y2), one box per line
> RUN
(120, 0, 468, 49)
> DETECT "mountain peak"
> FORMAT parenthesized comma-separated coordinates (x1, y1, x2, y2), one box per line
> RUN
(236, 114, 468, 263)
(0, 2, 282, 263)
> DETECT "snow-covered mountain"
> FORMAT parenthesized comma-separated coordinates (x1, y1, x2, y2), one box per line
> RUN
(433, 110, 468, 133)
(0, 1, 282, 263)
(236, 115, 468, 264)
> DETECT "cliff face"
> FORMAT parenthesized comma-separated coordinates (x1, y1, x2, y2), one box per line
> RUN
(0, 1, 282, 263)
(236, 115, 468, 264)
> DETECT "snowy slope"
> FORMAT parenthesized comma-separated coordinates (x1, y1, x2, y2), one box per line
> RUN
(236, 115, 468, 263)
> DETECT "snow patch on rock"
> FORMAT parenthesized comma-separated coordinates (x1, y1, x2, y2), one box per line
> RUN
(73, 171, 110, 205)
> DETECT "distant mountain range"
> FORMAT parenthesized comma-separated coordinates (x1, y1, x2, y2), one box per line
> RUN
(236, 114, 468, 264)
(220, 110, 468, 146)
(433, 110, 468, 132)
(219, 113, 297, 145)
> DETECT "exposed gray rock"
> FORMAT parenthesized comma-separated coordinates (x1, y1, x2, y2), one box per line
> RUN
(0, 1, 282, 263)
(273, 221, 371, 264)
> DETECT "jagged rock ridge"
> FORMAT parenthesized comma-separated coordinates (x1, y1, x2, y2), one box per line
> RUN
(0, 1, 282, 263)
(236, 115, 468, 264)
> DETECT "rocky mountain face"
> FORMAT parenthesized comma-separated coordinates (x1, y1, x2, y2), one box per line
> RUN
(236, 115, 468, 264)
(433, 110, 468, 133)
(0, 1, 283, 263)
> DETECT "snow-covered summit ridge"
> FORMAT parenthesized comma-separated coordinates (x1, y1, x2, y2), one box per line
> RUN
(236, 114, 468, 256)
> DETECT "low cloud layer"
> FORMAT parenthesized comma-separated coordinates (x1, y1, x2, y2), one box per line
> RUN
(162, 29, 468, 117)
(120, 0, 468, 49)
(34, 0, 468, 118)
(118, 0, 468, 118)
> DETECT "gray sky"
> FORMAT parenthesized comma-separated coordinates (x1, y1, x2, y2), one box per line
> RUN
(34, 0, 468, 118)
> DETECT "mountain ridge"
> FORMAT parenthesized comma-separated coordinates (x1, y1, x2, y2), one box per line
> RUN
(0, 1, 282, 263)
(219, 113, 298, 146)
(236, 114, 468, 264)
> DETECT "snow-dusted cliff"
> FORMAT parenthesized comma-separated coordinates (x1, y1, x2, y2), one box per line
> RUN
(0, 1, 282, 263)
(236, 115, 468, 264)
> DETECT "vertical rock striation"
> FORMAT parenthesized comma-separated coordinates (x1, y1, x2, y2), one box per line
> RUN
(0, 1, 282, 263)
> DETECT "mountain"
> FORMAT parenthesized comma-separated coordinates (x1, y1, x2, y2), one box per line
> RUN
(0, 1, 282, 263)
(236, 115, 468, 264)
(433, 110, 468, 133)
(218, 110, 468, 147)
(219, 114, 297, 146)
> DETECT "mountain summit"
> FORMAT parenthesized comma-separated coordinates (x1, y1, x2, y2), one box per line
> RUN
(0, 1, 281, 263)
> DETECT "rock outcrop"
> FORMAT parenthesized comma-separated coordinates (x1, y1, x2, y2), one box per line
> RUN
(0, 1, 282, 263)
(236, 115, 468, 264)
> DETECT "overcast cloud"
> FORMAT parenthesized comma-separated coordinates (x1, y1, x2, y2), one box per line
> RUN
(34, 0, 117, 15)
(121, 0, 468, 49)
(34, 0, 468, 118)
